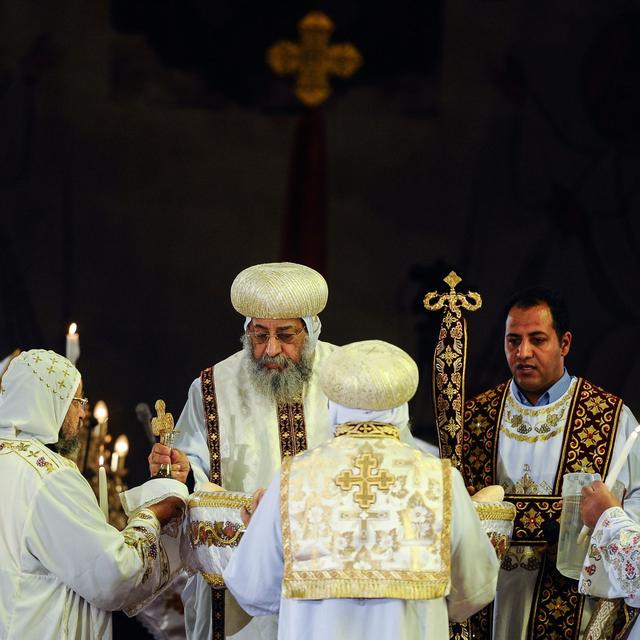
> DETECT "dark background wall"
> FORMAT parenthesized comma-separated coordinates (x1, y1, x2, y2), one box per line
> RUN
(2, 1, 640, 635)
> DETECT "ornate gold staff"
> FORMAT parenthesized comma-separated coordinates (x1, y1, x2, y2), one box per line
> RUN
(423, 271, 482, 470)
(151, 399, 177, 479)
(424, 272, 482, 640)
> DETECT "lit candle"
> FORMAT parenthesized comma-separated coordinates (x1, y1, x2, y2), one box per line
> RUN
(110, 452, 119, 473)
(98, 456, 108, 521)
(93, 401, 109, 438)
(114, 434, 129, 472)
(65, 323, 80, 365)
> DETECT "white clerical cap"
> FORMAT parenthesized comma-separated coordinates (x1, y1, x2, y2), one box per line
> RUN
(230, 262, 328, 319)
(320, 340, 419, 410)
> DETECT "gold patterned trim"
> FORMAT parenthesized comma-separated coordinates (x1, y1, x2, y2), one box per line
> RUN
(200, 367, 226, 639)
(201, 366, 222, 486)
(0, 438, 61, 475)
(190, 521, 245, 548)
(335, 422, 400, 439)
(277, 400, 308, 458)
(473, 502, 516, 522)
(500, 380, 576, 443)
(187, 491, 253, 510)
(202, 572, 225, 587)
(284, 577, 449, 600)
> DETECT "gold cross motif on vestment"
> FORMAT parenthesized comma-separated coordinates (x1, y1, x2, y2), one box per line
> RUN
(340, 508, 389, 541)
(267, 11, 362, 107)
(335, 451, 395, 509)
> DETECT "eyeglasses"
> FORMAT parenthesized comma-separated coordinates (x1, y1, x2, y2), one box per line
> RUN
(246, 327, 305, 345)
(72, 397, 89, 409)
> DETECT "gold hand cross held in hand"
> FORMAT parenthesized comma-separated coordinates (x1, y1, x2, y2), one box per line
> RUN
(151, 399, 177, 479)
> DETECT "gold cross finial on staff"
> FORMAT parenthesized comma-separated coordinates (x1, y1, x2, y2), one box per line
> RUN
(267, 11, 362, 107)
(423, 271, 482, 318)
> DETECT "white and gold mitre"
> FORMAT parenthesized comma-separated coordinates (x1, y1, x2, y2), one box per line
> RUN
(319, 340, 419, 410)
(230, 262, 328, 319)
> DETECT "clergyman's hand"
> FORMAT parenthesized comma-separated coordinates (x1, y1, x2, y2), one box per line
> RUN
(148, 443, 190, 483)
(240, 488, 266, 527)
(148, 496, 185, 526)
(581, 480, 621, 529)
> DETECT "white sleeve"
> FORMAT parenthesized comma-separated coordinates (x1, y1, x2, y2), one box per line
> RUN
(174, 377, 210, 488)
(223, 470, 283, 616)
(579, 506, 640, 606)
(25, 467, 179, 612)
(447, 467, 500, 622)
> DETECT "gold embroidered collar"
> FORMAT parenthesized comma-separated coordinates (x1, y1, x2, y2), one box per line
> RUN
(500, 378, 577, 443)
(335, 422, 400, 439)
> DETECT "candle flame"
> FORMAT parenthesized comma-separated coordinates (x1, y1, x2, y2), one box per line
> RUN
(114, 434, 129, 456)
(68, 322, 78, 335)
(94, 400, 108, 423)
(99, 455, 104, 466)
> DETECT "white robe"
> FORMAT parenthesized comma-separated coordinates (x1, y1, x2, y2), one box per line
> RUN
(0, 435, 179, 640)
(223, 464, 499, 640)
(176, 342, 418, 639)
(579, 507, 640, 640)
(493, 379, 640, 639)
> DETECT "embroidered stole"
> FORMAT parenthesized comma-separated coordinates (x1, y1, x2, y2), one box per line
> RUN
(461, 378, 626, 639)
(200, 366, 309, 639)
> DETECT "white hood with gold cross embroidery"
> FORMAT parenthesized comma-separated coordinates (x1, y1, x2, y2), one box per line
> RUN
(0, 349, 80, 444)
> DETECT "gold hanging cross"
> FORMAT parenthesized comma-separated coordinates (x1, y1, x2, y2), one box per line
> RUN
(267, 11, 362, 107)
(335, 451, 395, 509)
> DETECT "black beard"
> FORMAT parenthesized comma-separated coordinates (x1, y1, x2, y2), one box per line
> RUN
(241, 334, 314, 404)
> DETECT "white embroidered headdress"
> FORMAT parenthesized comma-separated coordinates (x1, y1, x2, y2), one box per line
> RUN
(320, 340, 419, 411)
(230, 262, 328, 319)
(0, 349, 81, 444)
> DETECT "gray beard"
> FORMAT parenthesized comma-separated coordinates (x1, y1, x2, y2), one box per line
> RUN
(242, 334, 314, 405)
(53, 434, 80, 457)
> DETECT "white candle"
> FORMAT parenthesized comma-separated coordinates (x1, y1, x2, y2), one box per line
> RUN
(65, 323, 80, 365)
(98, 456, 108, 521)
(605, 425, 640, 489)
(110, 453, 119, 473)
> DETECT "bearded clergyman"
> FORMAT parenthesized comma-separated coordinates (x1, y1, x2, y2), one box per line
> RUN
(0, 350, 185, 640)
(148, 262, 417, 640)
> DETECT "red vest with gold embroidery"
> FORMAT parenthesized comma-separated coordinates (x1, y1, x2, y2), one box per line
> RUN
(460, 378, 632, 640)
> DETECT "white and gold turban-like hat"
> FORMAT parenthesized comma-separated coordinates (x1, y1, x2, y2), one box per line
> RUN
(230, 262, 328, 319)
(320, 340, 419, 410)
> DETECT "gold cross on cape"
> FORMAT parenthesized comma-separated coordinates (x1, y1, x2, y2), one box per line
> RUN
(335, 449, 395, 509)
(267, 11, 362, 107)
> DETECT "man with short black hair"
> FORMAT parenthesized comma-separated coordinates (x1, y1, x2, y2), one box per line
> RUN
(461, 287, 640, 639)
